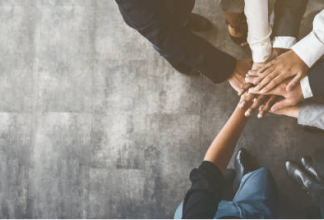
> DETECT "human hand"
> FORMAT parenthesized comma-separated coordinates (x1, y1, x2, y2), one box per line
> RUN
(270, 105, 300, 118)
(228, 59, 253, 95)
(249, 77, 304, 112)
(270, 48, 289, 59)
(239, 92, 278, 118)
(245, 50, 309, 93)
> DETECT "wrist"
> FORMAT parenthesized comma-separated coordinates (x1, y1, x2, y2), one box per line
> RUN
(272, 48, 289, 57)
(273, 106, 300, 118)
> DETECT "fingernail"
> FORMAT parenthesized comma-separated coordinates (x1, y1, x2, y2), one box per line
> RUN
(258, 113, 262, 118)
(260, 89, 265, 93)
(272, 107, 277, 112)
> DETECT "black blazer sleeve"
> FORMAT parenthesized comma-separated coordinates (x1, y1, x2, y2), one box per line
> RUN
(308, 59, 324, 97)
(272, 0, 308, 38)
(115, 0, 237, 83)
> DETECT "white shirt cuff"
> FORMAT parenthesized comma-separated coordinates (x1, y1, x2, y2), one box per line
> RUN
(273, 36, 297, 49)
(292, 32, 324, 68)
(300, 76, 314, 99)
(250, 41, 272, 63)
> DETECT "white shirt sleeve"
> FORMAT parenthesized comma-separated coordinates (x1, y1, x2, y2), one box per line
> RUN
(273, 36, 297, 49)
(292, 9, 324, 68)
(244, 0, 272, 63)
(300, 76, 314, 99)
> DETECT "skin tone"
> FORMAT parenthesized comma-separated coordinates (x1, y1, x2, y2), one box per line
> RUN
(239, 48, 292, 118)
(250, 77, 304, 112)
(228, 59, 253, 96)
(239, 92, 278, 118)
(230, 50, 303, 118)
(271, 105, 300, 118)
(204, 98, 252, 174)
(246, 50, 309, 93)
(204, 93, 301, 175)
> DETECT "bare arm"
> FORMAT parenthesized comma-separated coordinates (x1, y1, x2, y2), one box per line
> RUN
(204, 104, 249, 174)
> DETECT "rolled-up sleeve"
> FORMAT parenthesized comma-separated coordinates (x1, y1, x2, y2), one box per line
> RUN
(182, 161, 224, 219)
(244, 0, 272, 63)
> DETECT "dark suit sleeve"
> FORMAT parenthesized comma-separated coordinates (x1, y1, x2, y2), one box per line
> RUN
(115, 0, 237, 83)
(182, 161, 224, 219)
(272, 0, 308, 38)
(308, 59, 324, 97)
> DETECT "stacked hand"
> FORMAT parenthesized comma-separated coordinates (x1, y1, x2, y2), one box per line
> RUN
(230, 48, 307, 118)
(246, 50, 309, 93)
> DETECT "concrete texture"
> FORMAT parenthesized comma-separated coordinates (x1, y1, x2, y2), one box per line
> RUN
(0, 0, 324, 218)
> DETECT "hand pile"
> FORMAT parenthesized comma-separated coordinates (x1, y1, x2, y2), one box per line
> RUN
(229, 48, 309, 118)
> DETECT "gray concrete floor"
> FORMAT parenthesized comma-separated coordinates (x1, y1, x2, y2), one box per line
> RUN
(1, 0, 324, 218)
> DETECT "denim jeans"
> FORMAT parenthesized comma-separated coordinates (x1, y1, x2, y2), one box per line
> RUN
(174, 167, 279, 219)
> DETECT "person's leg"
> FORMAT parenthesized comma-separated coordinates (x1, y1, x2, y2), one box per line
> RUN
(220, 0, 247, 46)
(232, 167, 279, 218)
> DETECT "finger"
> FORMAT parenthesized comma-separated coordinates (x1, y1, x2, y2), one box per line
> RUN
(245, 76, 258, 84)
(245, 95, 267, 117)
(248, 67, 275, 87)
(258, 96, 278, 118)
(239, 93, 254, 109)
(271, 99, 293, 112)
(249, 88, 271, 95)
(251, 70, 279, 92)
(247, 70, 259, 77)
(238, 83, 252, 96)
(258, 60, 276, 73)
(286, 74, 302, 91)
(258, 73, 287, 93)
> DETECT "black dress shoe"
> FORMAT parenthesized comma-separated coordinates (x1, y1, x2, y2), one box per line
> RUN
(301, 157, 323, 182)
(224, 168, 236, 183)
(183, 13, 212, 32)
(233, 148, 251, 192)
(285, 161, 324, 201)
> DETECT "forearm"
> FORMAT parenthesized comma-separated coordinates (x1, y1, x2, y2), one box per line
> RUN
(204, 105, 249, 174)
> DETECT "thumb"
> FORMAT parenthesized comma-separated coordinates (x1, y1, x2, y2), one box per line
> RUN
(271, 99, 292, 112)
(287, 74, 302, 91)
